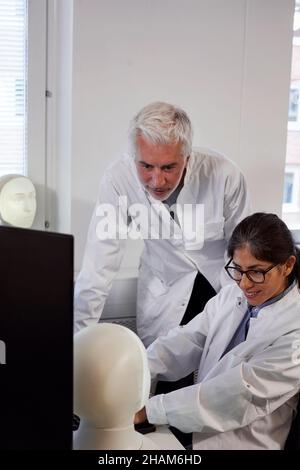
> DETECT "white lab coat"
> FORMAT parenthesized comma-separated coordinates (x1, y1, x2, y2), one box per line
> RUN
(74, 148, 251, 346)
(146, 283, 300, 450)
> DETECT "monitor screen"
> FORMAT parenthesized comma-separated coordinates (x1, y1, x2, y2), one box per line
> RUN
(0, 226, 73, 449)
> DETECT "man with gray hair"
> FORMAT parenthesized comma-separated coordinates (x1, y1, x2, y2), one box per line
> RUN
(75, 101, 251, 392)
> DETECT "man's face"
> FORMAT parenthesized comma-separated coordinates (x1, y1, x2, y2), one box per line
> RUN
(135, 135, 189, 200)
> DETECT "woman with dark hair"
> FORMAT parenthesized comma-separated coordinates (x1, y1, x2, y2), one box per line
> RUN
(135, 213, 300, 449)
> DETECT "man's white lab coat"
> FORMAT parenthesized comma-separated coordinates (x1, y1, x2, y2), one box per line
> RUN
(146, 283, 300, 450)
(75, 148, 251, 346)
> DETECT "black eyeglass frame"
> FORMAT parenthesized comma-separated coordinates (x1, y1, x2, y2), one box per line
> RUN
(224, 259, 279, 284)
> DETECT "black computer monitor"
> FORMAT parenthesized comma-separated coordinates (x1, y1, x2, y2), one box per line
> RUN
(0, 226, 73, 449)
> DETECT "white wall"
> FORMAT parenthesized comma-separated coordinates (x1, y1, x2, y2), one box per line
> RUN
(239, 0, 295, 213)
(52, 0, 294, 274)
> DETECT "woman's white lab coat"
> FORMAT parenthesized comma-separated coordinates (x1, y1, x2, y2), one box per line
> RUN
(146, 283, 300, 449)
(75, 148, 250, 346)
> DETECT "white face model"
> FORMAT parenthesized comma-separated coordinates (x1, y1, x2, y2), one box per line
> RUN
(74, 324, 151, 429)
(0, 177, 37, 228)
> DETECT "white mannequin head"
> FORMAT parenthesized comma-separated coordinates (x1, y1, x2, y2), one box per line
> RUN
(73, 324, 157, 450)
(0, 175, 36, 228)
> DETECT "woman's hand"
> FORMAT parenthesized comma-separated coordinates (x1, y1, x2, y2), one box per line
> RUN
(134, 407, 147, 424)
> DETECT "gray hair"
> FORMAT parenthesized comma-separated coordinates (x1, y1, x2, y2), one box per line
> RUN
(129, 101, 193, 158)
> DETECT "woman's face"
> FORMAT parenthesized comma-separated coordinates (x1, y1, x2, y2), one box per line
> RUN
(232, 244, 295, 306)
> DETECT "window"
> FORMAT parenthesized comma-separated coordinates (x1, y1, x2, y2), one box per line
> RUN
(283, 0, 300, 232)
(0, 0, 27, 176)
(288, 82, 300, 129)
(0, 0, 47, 228)
(289, 88, 299, 122)
(283, 166, 300, 214)
(283, 172, 294, 204)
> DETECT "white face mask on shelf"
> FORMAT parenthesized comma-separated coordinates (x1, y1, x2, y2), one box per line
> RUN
(0, 176, 36, 229)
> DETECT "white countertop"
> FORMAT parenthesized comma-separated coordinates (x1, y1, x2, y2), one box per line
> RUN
(145, 425, 185, 450)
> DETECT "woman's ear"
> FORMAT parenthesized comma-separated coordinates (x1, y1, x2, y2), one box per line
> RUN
(284, 255, 296, 277)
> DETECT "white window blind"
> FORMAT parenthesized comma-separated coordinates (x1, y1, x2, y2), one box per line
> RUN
(0, 0, 27, 177)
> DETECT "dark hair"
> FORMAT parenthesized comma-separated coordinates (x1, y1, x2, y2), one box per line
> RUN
(227, 213, 300, 286)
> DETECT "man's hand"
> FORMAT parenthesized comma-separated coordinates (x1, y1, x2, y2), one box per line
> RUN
(134, 407, 147, 424)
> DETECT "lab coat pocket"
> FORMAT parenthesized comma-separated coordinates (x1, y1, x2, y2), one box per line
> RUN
(204, 220, 224, 241)
(147, 275, 168, 296)
(231, 351, 270, 417)
(138, 261, 168, 297)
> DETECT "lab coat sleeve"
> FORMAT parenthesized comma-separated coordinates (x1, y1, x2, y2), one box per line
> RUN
(146, 333, 300, 433)
(220, 165, 252, 287)
(147, 295, 213, 385)
(74, 174, 128, 333)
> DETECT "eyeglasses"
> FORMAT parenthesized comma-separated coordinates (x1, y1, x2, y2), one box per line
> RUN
(224, 259, 279, 284)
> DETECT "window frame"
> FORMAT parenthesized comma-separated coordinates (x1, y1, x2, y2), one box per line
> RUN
(283, 171, 295, 205)
(26, 0, 47, 230)
(294, 229, 300, 245)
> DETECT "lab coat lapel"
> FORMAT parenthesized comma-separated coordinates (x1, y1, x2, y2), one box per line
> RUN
(218, 296, 246, 356)
(199, 296, 246, 379)
(246, 285, 300, 341)
(146, 193, 184, 244)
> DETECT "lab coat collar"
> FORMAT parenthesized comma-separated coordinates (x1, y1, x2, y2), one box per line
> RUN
(126, 153, 146, 195)
(206, 284, 300, 375)
(219, 284, 300, 354)
(246, 283, 300, 340)
(184, 150, 205, 183)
